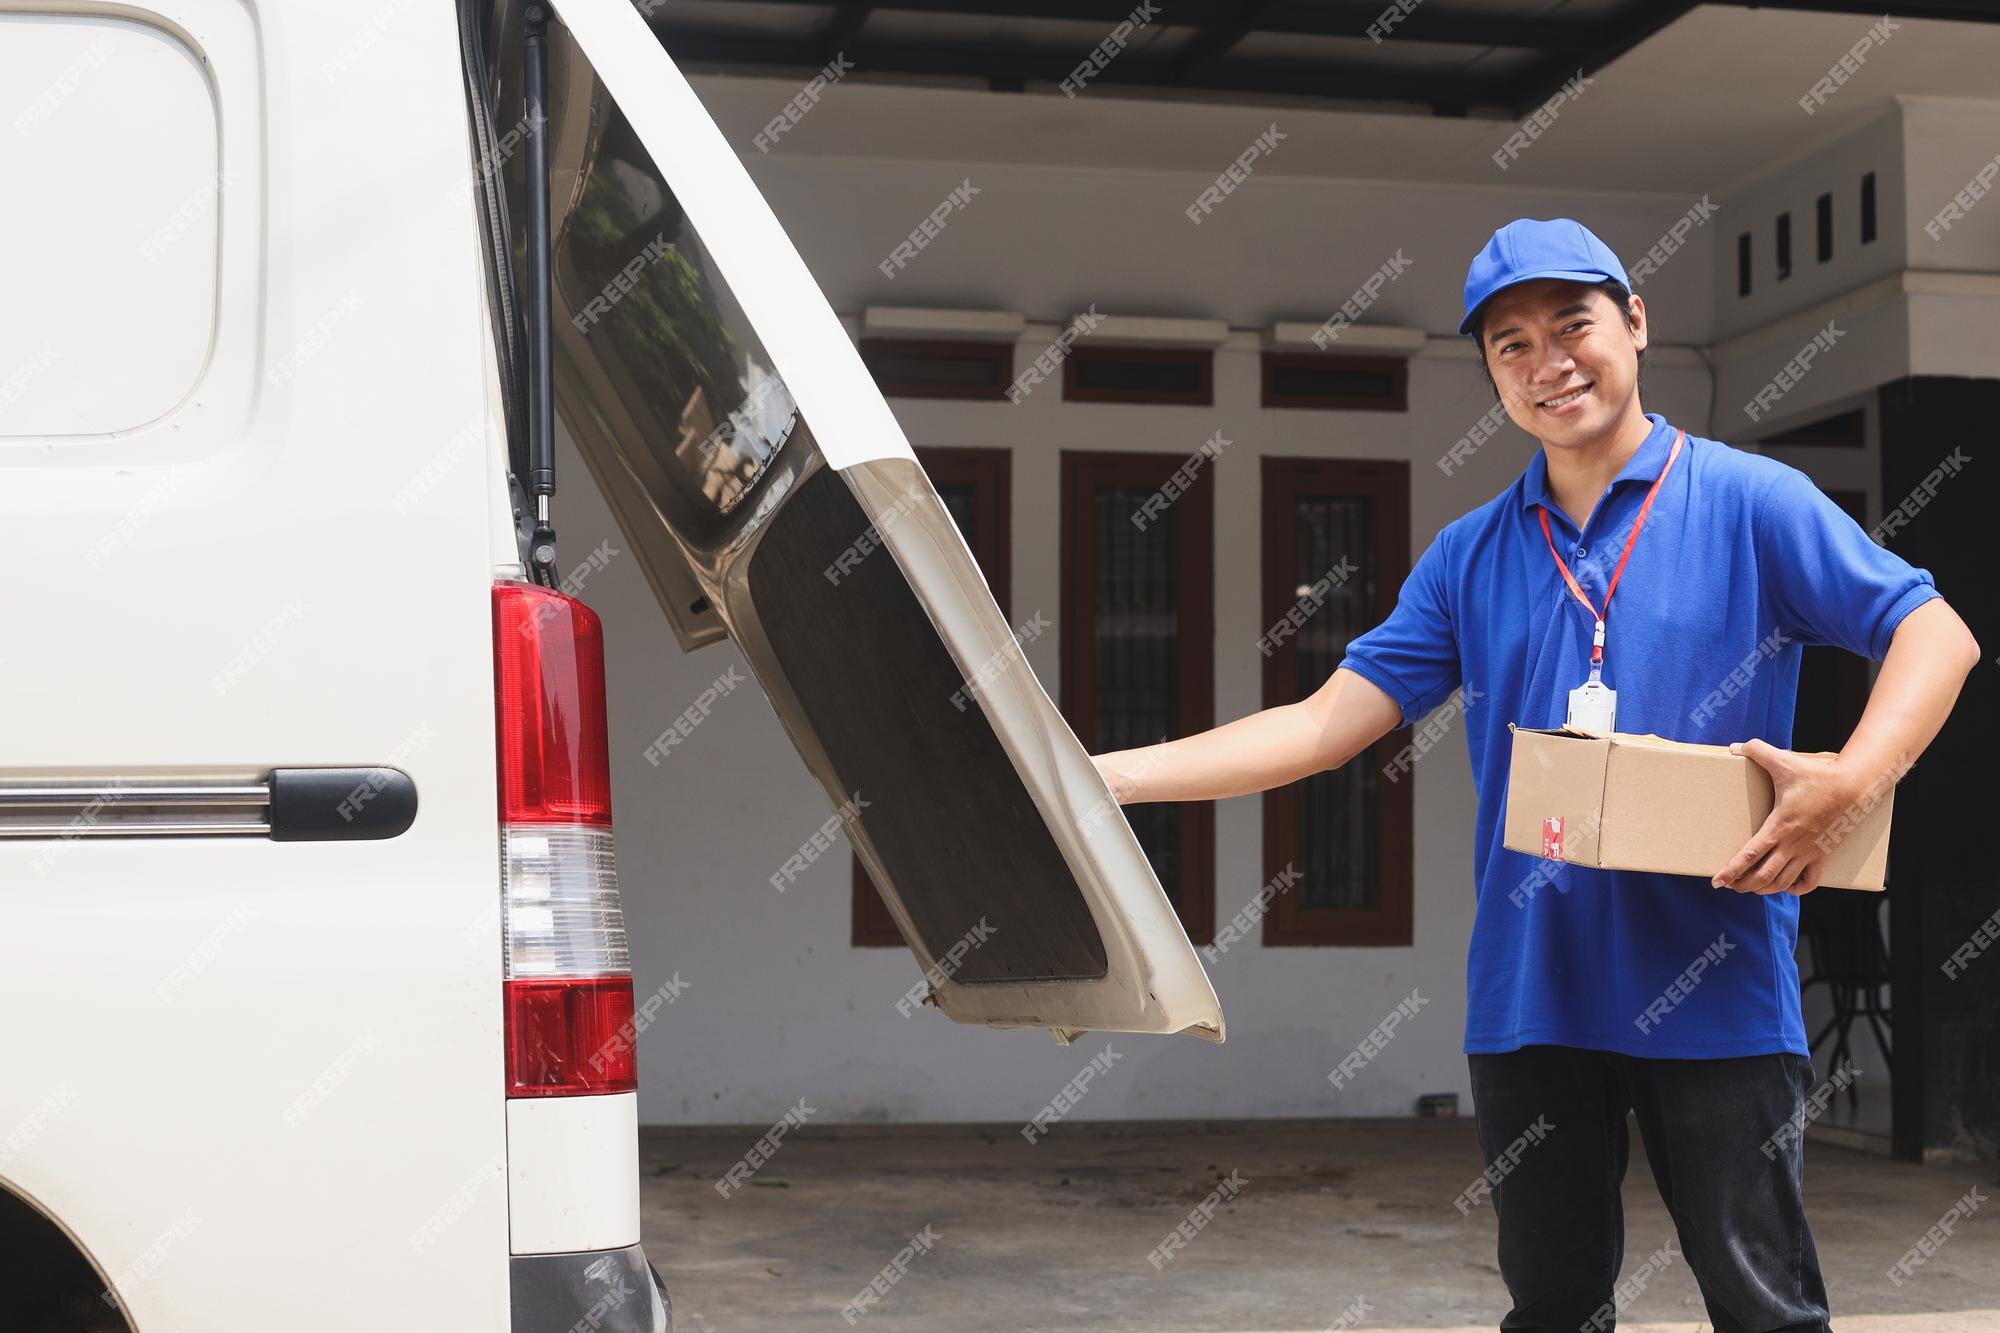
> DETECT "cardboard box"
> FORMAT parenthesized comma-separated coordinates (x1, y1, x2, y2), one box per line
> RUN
(1502, 725, 1892, 891)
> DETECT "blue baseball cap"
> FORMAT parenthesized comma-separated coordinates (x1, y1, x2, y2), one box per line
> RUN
(1459, 217, 1631, 337)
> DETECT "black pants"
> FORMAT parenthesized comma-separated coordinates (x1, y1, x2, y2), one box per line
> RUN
(1467, 1045, 1831, 1333)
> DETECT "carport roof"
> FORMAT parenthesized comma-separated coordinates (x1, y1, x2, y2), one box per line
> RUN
(641, 0, 2000, 116)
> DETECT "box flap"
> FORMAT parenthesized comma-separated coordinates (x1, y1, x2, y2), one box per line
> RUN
(1510, 723, 1607, 740)
(1600, 730, 1839, 762)
(1502, 726, 1610, 867)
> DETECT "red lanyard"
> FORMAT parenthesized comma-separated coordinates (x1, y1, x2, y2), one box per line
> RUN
(1535, 428, 1685, 670)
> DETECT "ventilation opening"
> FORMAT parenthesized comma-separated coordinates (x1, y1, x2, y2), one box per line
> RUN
(1861, 171, 1878, 244)
(1776, 212, 1792, 280)
(1063, 345, 1213, 405)
(1737, 232, 1752, 297)
(859, 338, 1014, 400)
(1261, 352, 1407, 411)
(1816, 192, 1834, 263)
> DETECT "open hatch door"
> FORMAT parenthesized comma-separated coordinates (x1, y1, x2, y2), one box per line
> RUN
(524, 0, 1222, 1043)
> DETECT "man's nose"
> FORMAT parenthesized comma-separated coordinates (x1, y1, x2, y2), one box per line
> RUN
(1529, 347, 1575, 385)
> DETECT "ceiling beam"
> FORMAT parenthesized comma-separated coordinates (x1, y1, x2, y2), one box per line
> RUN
(1167, 0, 1275, 82)
(1500, 1, 1699, 117)
(1729, 0, 2000, 19)
(683, 0, 1606, 50)
(1498, 0, 2000, 117)
(819, 2, 874, 64)
(653, 0, 2000, 117)
(649, 28, 1521, 109)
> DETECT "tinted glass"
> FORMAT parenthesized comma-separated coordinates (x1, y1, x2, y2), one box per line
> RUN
(1293, 494, 1379, 909)
(556, 112, 797, 522)
(1091, 484, 1182, 905)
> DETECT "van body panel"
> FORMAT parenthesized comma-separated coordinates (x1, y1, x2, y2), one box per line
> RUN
(1, 2, 514, 1326)
(0, 13, 217, 434)
(506, 1094, 642, 1256)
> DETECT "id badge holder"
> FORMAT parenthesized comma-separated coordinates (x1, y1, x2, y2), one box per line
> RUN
(1566, 678, 1617, 733)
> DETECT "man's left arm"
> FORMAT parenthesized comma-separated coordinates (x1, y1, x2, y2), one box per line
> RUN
(1715, 598, 1980, 894)
(1715, 466, 1982, 895)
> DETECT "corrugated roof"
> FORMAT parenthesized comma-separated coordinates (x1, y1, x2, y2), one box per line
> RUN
(639, 0, 2000, 116)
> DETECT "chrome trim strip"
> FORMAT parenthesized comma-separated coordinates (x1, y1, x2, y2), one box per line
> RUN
(0, 782, 272, 838)
(0, 770, 418, 842)
(0, 786, 268, 808)
(0, 821, 270, 838)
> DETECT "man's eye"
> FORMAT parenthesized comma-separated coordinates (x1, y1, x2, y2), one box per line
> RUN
(1564, 321, 1589, 334)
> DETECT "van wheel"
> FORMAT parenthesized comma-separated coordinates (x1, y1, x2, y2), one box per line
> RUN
(39, 1289, 131, 1333)
(0, 1190, 131, 1333)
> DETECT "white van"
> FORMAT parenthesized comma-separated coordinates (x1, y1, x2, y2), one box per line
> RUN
(0, 1, 1222, 1328)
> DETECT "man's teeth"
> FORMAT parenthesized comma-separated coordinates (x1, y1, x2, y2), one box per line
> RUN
(1543, 384, 1591, 408)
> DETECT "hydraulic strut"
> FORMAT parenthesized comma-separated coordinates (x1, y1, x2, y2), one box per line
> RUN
(522, 2, 559, 587)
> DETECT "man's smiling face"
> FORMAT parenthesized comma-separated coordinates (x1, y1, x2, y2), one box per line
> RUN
(1477, 278, 1648, 452)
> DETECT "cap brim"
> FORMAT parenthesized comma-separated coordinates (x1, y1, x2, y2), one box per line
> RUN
(1458, 268, 1617, 336)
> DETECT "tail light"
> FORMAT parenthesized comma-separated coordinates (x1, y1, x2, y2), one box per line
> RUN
(493, 580, 636, 1097)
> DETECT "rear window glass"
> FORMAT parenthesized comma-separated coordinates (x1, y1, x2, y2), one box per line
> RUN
(555, 111, 796, 515)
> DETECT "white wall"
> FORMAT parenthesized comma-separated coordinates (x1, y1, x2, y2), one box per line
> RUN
(1905, 96, 2000, 271)
(1707, 102, 1906, 344)
(559, 93, 1741, 1124)
(1701, 99, 2000, 432)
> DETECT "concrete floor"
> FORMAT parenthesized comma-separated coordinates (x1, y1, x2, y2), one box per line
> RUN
(640, 1119, 1999, 1332)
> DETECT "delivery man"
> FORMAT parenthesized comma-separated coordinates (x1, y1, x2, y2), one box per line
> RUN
(1092, 217, 1980, 1332)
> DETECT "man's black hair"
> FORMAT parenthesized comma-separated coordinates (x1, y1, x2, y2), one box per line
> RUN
(1469, 278, 1647, 402)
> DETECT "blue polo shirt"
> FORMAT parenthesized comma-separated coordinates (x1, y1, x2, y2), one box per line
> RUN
(1340, 412, 1938, 1059)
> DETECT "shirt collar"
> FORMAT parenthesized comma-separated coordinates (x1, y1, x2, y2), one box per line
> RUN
(1519, 412, 1677, 514)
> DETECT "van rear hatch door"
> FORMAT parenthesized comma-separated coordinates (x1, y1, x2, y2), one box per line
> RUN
(539, 0, 1222, 1042)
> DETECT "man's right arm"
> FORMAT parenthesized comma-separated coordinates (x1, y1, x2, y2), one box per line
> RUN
(1093, 666, 1404, 804)
(1091, 526, 1462, 805)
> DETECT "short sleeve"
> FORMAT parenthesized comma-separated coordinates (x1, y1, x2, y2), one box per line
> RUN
(1338, 529, 1462, 728)
(1755, 465, 1939, 660)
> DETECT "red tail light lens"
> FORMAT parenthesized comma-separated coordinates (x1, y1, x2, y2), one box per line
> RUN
(492, 580, 613, 827)
(494, 580, 634, 1098)
(503, 977, 638, 1096)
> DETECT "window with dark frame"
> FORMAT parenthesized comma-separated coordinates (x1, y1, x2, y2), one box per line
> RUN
(1776, 212, 1792, 280)
(1861, 171, 1878, 245)
(1260, 352, 1408, 411)
(859, 338, 1014, 401)
(852, 446, 1014, 946)
(1816, 192, 1834, 263)
(1259, 458, 1412, 947)
(1063, 345, 1214, 406)
(1737, 232, 1753, 297)
(1060, 451, 1216, 942)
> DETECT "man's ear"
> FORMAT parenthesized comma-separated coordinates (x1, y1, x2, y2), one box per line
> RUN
(1626, 294, 1649, 354)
